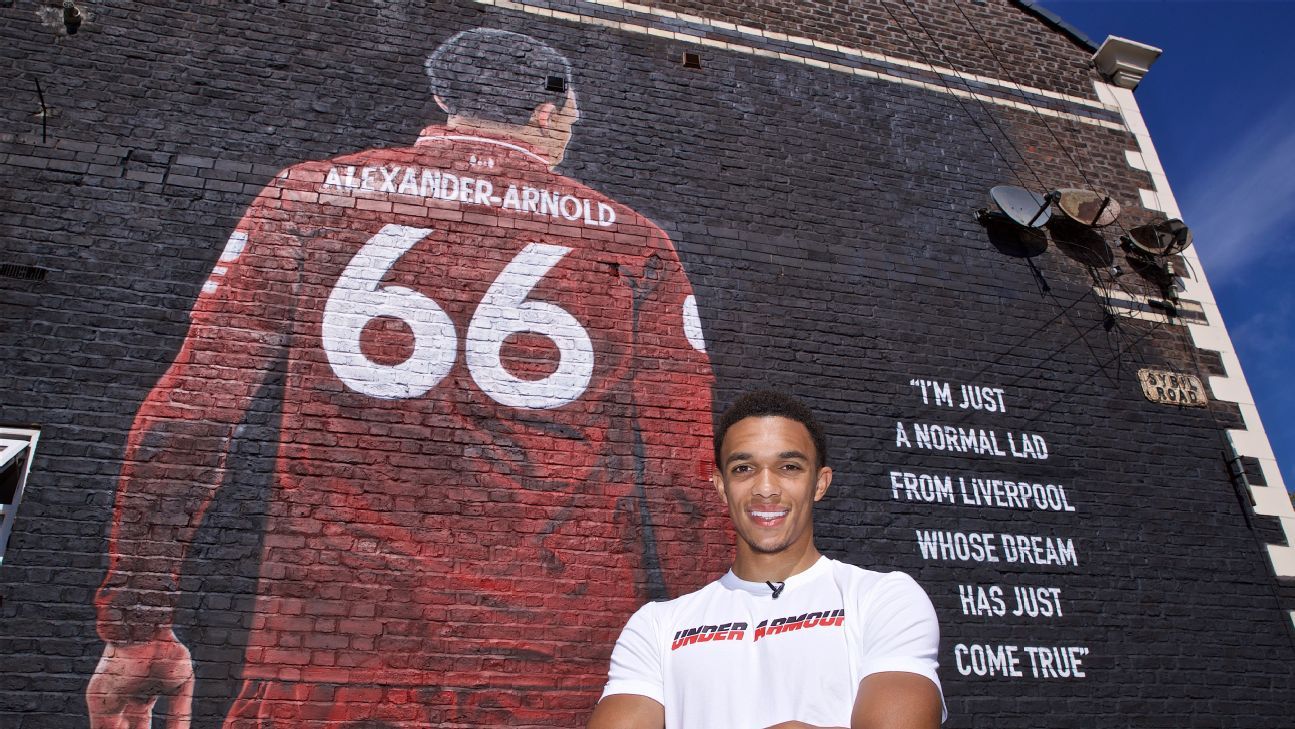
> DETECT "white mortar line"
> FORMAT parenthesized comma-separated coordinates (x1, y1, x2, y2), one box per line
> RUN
(575, 0, 1111, 110)
(476, 0, 1125, 130)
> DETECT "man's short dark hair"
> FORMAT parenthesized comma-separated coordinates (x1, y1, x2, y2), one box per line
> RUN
(425, 28, 574, 126)
(714, 390, 828, 469)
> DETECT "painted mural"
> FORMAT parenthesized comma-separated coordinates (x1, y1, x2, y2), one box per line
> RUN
(86, 29, 720, 728)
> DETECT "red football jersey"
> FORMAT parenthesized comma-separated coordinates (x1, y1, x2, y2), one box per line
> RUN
(97, 128, 723, 694)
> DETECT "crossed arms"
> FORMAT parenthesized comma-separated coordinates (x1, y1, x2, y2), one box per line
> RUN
(588, 671, 943, 729)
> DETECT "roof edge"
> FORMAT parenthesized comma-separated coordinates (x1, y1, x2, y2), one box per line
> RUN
(1012, 0, 1098, 52)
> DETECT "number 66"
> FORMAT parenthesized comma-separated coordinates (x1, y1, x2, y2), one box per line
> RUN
(321, 224, 594, 408)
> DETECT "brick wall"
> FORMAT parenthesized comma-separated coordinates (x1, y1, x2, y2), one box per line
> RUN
(2, 1, 1291, 727)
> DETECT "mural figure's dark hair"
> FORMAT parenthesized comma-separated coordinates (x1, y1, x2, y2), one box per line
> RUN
(714, 390, 828, 469)
(425, 28, 574, 126)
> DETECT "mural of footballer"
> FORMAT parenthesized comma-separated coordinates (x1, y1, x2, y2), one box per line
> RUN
(88, 28, 720, 728)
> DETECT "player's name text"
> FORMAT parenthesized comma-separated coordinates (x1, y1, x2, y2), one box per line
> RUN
(954, 644, 1088, 679)
(888, 470, 1076, 511)
(895, 421, 1048, 459)
(910, 378, 1007, 412)
(320, 165, 617, 227)
(915, 530, 1078, 566)
(958, 584, 1063, 618)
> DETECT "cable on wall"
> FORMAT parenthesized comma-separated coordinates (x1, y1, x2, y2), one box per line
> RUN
(883, 0, 1127, 389)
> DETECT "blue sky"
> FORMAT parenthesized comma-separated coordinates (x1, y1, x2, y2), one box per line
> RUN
(1042, 1, 1295, 494)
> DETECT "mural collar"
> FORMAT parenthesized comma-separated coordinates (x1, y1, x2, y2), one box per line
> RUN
(415, 125, 550, 167)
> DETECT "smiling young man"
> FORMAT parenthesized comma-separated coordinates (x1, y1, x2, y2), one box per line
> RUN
(588, 391, 945, 729)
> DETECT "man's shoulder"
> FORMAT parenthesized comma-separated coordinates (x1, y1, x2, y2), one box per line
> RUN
(657, 574, 728, 607)
(272, 142, 431, 178)
(321, 144, 424, 169)
(257, 149, 409, 194)
(630, 576, 728, 623)
(824, 556, 891, 580)
(824, 558, 927, 602)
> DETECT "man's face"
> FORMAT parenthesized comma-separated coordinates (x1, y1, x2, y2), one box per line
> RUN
(545, 88, 579, 164)
(713, 416, 832, 558)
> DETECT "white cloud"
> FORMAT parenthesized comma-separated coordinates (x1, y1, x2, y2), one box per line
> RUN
(1179, 94, 1295, 282)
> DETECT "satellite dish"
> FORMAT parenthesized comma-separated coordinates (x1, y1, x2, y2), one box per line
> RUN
(990, 185, 1053, 228)
(1125, 218, 1193, 257)
(1056, 188, 1121, 227)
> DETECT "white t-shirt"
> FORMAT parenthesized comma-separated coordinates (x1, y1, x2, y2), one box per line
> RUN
(601, 557, 944, 728)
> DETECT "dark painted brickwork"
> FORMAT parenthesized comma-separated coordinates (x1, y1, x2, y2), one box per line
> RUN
(647, 0, 1098, 98)
(2, 1, 1292, 727)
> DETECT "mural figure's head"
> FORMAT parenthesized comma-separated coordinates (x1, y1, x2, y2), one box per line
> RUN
(713, 391, 833, 567)
(425, 28, 579, 167)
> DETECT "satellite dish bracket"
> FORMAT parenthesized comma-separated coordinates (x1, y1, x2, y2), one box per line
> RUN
(1091, 195, 1112, 225)
(1027, 191, 1060, 227)
(988, 185, 1054, 229)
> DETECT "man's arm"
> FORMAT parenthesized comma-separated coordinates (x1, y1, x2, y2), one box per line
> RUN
(603, 671, 941, 729)
(587, 694, 665, 729)
(760, 671, 941, 729)
(88, 186, 298, 728)
(629, 221, 725, 599)
(587, 598, 668, 729)
(840, 573, 946, 729)
(593, 671, 940, 729)
(849, 671, 943, 729)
